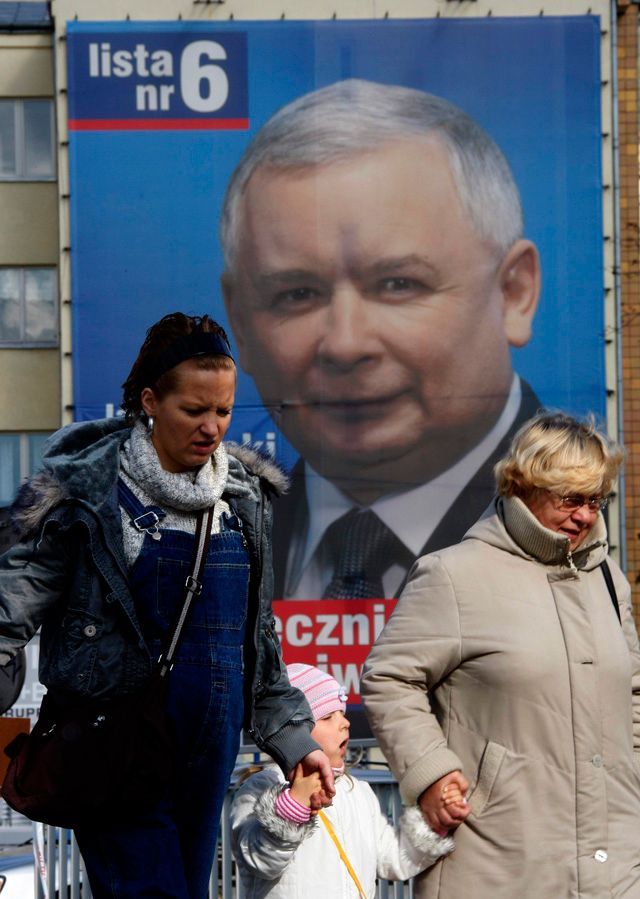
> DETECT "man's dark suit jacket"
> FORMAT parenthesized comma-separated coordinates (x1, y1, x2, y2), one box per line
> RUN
(272, 382, 541, 599)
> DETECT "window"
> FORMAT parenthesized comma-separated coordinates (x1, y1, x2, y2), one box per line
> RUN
(0, 268, 58, 345)
(0, 99, 55, 180)
(0, 433, 50, 507)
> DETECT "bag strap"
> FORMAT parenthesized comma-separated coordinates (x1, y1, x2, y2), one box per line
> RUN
(600, 560, 621, 625)
(318, 809, 367, 899)
(158, 506, 215, 678)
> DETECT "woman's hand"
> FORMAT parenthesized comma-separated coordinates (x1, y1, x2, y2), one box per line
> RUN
(288, 750, 335, 809)
(418, 770, 471, 836)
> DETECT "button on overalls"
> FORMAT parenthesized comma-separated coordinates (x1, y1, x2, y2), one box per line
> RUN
(76, 480, 249, 899)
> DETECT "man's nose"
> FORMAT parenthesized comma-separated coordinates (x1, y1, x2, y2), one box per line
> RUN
(317, 284, 376, 370)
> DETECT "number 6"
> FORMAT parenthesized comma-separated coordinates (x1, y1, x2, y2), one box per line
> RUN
(180, 41, 229, 112)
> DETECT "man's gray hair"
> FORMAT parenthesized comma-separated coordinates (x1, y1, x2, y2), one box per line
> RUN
(220, 79, 523, 273)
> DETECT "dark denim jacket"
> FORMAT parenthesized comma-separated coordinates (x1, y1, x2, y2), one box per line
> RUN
(0, 418, 317, 774)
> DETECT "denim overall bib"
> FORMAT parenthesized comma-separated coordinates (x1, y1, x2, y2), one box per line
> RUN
(76, 480, 250, 899)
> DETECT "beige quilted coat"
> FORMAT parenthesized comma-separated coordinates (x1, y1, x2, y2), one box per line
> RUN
(361, 497, 640, 899)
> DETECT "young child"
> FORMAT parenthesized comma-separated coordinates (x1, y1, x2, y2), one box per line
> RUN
(231, 664, 462, 898)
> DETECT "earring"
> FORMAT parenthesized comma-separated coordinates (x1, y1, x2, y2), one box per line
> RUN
(147, 416, 154, 433)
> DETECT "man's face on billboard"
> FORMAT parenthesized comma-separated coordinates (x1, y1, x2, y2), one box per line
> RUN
(224, 139, 539, 497)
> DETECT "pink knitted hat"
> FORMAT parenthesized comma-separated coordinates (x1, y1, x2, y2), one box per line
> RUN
(287, 664, 347, 722)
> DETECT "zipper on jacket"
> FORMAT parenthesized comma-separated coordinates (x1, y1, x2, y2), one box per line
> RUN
(565, 548, 578, 574)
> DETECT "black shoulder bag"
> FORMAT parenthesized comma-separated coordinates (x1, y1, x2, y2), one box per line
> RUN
(1, 506, 214, 830)
(601, 559, 622, 624)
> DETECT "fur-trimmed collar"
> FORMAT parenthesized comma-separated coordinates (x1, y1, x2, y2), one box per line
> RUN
(11, 418, 288, 539)
(226, 442, 289, 497)
(11, 470, 68, 540)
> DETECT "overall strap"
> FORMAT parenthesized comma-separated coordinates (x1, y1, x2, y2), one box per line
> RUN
(158, 505, 215, 678)
(600, 560, 621, 624)
(318, 810, 367, 899)
(117, 477, 166, 540)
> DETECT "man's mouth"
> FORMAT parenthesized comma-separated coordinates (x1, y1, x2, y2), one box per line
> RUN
(296, 390, 407, 418)
(305, 389, 403, 406)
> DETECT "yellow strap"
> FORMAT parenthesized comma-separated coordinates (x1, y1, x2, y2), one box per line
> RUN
(318, 809, 368, 899)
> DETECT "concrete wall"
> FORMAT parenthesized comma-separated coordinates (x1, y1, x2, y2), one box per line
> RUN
(0, 183, 58, 264)
(0, 349, 61, 430)
(0, 33, 52, 96)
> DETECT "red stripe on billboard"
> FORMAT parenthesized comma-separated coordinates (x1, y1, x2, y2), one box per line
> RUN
(68, 118, 249, 131)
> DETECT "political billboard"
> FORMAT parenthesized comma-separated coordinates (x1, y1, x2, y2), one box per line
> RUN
(66, 17, 604, 722)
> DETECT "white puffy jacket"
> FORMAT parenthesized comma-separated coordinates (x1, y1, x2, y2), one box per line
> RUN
(230, 766, 454, 899)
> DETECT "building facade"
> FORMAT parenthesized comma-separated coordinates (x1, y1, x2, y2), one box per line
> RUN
(0, 2, 59, 553)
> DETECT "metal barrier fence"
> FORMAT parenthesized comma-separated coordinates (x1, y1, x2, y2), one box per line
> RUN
(25, 756, 415, 899)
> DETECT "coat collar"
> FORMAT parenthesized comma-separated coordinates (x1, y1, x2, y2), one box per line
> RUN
(465, 495, 608, 572)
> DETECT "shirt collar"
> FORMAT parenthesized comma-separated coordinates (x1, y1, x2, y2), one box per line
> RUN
(301, 375, 522, 566)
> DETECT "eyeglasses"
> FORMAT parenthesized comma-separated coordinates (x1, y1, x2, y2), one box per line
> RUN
(546, 491, 610, 512)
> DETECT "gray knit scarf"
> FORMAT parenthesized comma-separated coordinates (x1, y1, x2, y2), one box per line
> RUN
(121, 420, 228, 512)
(118, 421, 230, 567)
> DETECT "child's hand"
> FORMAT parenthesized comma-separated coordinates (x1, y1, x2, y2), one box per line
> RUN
(441, 781, 468, 824)
(441, 781, 465, 808)
(291, 749, 336, 809)
(418, 770, 470, 836)
(289, 763, 323, 808)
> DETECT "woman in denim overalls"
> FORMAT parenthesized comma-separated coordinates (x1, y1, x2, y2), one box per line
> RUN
(0, 313, 334, 899)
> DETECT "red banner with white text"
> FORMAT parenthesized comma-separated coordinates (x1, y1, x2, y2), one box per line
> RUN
(273, 599, 397, 705)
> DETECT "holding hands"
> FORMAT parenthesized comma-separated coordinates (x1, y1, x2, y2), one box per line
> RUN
(289, 762, 323, 811)
(418, 770, 470, 837)
(287, 750, 335, 811)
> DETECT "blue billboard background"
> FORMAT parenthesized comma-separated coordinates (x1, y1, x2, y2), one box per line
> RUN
(67, 17, 604, 467)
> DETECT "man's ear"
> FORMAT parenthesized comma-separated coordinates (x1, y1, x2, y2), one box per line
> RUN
(498, 240, 540, 348)
(221, 273, 252, 375)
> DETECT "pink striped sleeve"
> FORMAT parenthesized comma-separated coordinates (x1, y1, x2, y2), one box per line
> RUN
(275, 788, 312, 824)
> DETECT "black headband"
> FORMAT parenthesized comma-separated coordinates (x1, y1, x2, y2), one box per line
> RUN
(143, 332, 234, 386)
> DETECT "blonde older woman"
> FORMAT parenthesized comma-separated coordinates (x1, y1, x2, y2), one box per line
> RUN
(361, 412, 640, 899)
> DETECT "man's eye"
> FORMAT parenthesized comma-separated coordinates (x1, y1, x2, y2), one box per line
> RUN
(379, 277, 423, 294)
(273, 287, 319, 307)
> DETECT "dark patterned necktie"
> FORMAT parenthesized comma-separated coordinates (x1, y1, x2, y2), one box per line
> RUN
(321, 508, 408, 599)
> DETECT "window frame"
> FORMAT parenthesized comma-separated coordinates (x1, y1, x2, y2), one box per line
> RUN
(0, 266, 59, 347)
(0, 98, 56, 182)
(0, 432, 52, 508)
